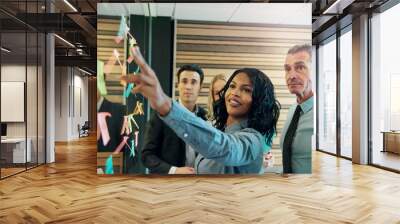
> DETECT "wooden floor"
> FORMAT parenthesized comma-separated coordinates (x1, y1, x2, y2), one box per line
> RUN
(0, 167, 26, 178)
(0, 135, 400, 223)
(372, 151, 400, 171)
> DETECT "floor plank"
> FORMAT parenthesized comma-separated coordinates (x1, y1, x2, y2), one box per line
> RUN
(0, 135, 399, 223)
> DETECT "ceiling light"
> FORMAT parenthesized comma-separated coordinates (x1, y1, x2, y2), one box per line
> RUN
(323, 0, 354, 15)
(63, 0, 78, 12)
(54, 34, 75, 48)
(78, 67, 92, 76)
(1, 47, 11, 53)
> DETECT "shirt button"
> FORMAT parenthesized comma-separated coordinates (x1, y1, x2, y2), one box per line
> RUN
(183, 133, 188, 138)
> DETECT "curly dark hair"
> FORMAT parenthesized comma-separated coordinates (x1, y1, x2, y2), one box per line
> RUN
(213, 68, 281, 145)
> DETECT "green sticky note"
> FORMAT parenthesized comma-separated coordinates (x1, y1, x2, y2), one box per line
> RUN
(105, 155, 114, 175)
(124, 83, 134, 98)
(130, 139, 135, 158)
(129, 38, 134, 56)
(117, 16, 127, 38)
(97, 60, 107, 96)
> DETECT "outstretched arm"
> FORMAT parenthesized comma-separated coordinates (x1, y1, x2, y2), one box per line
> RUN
(121, 47, 263, 166)
(160, 101, 264, 166)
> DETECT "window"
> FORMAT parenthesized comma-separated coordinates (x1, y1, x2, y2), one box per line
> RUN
(318, 36, 337, 154)
(0, 0, 47, 179)
(371, 3, 400, 171)
(339, 28, 352, 158)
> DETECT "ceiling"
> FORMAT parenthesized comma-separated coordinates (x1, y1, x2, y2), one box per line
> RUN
(311, 0, 390, 43)
(0, 0, 98, 74)
(98, 3, 312, 26)
(1, 0, 396, 75)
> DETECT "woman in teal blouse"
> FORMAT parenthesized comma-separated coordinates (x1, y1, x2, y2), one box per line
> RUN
(123, 47, 281, 174)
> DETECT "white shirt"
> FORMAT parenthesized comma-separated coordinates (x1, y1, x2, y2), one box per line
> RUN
(168, 101, 198, 174)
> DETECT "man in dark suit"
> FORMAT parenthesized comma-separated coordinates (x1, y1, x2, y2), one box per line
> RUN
(142, 64, 207, 174)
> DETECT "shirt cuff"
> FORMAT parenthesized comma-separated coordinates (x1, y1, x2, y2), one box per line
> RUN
(168, 166, 177, 174)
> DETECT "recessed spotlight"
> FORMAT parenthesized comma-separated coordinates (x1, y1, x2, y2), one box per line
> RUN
(54, 34, 75, 48)
(63, 0, 78, 12)
(1, 47, 11, 53)
(78, 67, 92, 76)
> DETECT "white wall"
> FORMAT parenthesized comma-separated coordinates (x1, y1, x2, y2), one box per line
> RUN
(1, 65, 26, 139)
(1, 64, 45, 163)
(54, 66, 89, 141)
(54, 66, 68, 141)
(1, 64, 36, 138)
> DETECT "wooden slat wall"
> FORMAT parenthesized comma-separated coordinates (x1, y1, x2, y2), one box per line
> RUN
(175, 21, 311, 159)
(97, 17, 125, 104)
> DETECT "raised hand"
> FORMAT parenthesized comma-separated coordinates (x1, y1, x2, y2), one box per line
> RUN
(121, 46, 172, 116)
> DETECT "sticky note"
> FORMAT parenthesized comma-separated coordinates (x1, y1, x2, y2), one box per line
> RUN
(97, 168, 104, 174)
(134, 131, 139, 147)
(115, 16, 129, 44)
(97, 60, 107, 96)
(105, 155, 114, 175)
(104, 54, 117, 75)
(130, 139, 135, 158)
(129, 116, 139, 130)
(128, 116, 132, 133)
(133, 101, 144, 115)
(114, 136, 129, 154)
(113, 49, 123, 69)
(124, 83, 134, 98)
(120, 116, 131, 135)
(98, 112, 112, 146)
(135, 131, 139, 147)
(127, 37, 138, 64)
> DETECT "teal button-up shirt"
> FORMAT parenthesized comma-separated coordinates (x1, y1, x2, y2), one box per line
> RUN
(160, 101, 268, 174)
(280, 96, 314, 173)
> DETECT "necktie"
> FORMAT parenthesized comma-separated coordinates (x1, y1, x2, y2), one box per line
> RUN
(283, 105, 302, 173)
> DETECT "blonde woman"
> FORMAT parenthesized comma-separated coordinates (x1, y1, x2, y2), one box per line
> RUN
(207, 74, 227, 121)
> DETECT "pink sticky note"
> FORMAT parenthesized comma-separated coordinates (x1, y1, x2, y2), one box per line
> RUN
(114, 36, 124, 44)
(127, 55, 134, 64)
(104, 54, 117, 75)
(134, 131, 139, 147)
(113, 49, 120, 58)
(98, 112, 112, 146)
(113, 136, 129, 154)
